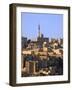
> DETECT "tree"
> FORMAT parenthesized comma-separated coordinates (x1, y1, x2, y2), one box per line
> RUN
(27, 39, 31, 44)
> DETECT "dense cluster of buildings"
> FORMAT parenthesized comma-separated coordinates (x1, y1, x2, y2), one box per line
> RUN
(21, 25, 63, 77)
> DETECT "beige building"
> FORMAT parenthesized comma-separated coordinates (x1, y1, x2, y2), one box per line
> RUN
(23, 61, 38, 75)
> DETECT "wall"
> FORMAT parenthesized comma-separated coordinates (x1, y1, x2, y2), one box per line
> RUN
(0, 0, 72, 90)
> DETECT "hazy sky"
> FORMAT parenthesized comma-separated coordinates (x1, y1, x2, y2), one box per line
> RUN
(21, 12, 63, 40)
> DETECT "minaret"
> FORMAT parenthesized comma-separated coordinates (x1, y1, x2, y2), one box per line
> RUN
(38, 24, 40, 38)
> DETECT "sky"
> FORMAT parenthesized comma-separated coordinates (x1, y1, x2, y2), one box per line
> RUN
(21, 12, 63, 40)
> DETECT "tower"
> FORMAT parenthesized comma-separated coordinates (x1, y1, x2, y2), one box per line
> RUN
(38, 24, 40, 38)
